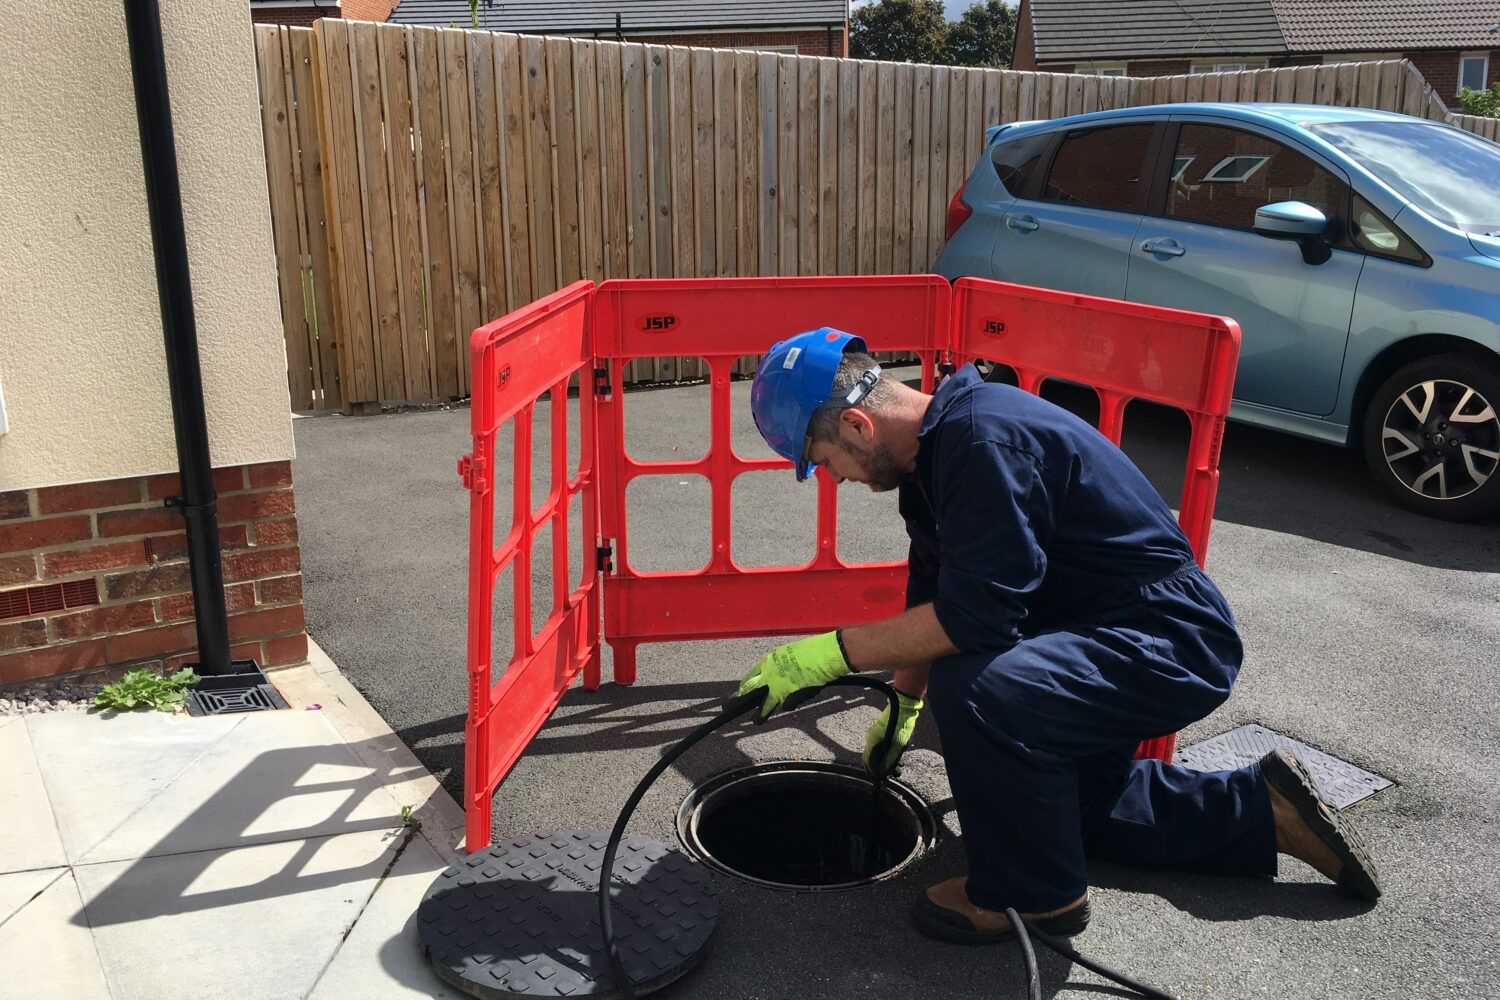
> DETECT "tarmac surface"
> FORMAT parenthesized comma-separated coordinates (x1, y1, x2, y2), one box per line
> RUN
(293, 372, 1500, 1000)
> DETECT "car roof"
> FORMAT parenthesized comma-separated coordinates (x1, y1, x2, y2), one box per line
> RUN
(996, 102, 1429, 140)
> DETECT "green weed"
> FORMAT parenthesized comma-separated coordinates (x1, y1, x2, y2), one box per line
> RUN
(94, 667, 202, 713)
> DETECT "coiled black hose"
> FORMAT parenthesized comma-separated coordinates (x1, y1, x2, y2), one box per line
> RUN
(596, 677, 1179, 1000)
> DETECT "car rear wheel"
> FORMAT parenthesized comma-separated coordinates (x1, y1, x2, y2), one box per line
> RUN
(1361, 354, 1500, 521)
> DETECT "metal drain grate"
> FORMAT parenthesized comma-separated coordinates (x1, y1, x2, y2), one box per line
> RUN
(185, 661, 288, 716)
(1177, 724, 1393, 810)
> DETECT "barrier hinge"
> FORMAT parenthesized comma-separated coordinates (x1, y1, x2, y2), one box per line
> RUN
(593, 366, 612, 399)
(457, 452, 490, 493)
(596, 541, 614, 573)
(937, 351, 957, 378)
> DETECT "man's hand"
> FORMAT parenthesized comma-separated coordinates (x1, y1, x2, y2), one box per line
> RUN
(735, 632, 851, 719)
(863, 693, 923, 776)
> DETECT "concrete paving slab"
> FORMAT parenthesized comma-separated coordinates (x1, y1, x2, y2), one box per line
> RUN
(308, 831, 463, 999)
(60, 709, 404, 865)
(26, 710, 240, 863)
(74, 827, 402, 1000)
(0, 719, 66, 874)
(0, 868, 110, 1000)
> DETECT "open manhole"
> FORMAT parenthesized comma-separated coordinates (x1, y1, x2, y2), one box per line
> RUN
(677, 761, 936, 891)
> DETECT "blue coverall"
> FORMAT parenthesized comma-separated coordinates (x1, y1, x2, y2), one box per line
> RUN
(903, 366, 1276, 913)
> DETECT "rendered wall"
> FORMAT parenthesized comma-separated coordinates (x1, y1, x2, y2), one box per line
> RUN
(0, 0, 294, 491)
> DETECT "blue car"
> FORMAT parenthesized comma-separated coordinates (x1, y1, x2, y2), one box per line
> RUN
(935, 104, 1500, 521)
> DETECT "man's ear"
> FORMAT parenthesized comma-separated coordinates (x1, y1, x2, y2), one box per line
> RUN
(839, 406, 877, 444)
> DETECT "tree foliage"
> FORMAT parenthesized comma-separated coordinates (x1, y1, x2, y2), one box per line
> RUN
(947, 0, 1017, 68)
(850, 0, 950, 64)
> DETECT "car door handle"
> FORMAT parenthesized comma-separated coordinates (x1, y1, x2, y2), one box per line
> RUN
(1006, 215, 1039, 233)
(1140, 238, 1186, 257)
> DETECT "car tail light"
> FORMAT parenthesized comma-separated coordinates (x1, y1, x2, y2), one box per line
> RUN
(945, 182, 973, 241)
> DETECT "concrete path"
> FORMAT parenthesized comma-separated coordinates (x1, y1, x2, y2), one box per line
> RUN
(0, 643, 466, 1000)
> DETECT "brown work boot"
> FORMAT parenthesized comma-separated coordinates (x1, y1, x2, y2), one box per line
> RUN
(1262, 747, 1382, 901)
(911, 877, 1090, 945)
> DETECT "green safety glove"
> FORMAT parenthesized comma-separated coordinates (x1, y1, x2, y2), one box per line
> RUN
(735, 631, 851, 720)
(863, 693, 923, 777)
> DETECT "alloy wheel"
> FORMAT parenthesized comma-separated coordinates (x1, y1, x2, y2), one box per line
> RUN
(1380, 378, 1500, 501)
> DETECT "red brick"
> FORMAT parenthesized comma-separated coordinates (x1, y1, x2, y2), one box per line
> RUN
(0, 516, 92, 553)
(218, 489, 296, 523)
(145, 466, 247, 501)
(264, 632, 309, 665)
(0, 555, 37, 587)
(0, 640, 106, 684)
(0, 491, 32, 520)
(159, 583, 254, 622)
(106, 623, 196, 664)
(105, 563, 190, 601)
(257, 575, 303, 605)
(228, 604, 305, 642)
(1, 619, 49, 652)
(43, 541, 149, 578)
(52, 601, 158, 641)
(98, 507, 182, 539)
(254, 518, 299, 547)
(247, 462, 294, 489)
(37, 479, 143, 515)
(223, 548, 301, 582)
(232, 641, 263, 663)
(145, 525, 250, 563)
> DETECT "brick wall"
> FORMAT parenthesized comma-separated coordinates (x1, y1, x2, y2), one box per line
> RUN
(1013, 0, 1037, 71)
(1125, 59, 1193, 77)
(0, 463, 307, 684)
(250, 7, 325, 27)
(1407, 49, 1499, 106)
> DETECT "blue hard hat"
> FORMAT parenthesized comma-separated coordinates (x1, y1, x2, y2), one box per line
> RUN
(750, 328, 876, 481)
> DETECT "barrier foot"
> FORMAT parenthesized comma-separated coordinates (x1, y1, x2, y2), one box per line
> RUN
(583, 646, 602, 691)
(610, 639, 638, 685)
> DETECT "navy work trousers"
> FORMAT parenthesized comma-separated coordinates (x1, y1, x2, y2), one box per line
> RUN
(925, 565, 1277, 913)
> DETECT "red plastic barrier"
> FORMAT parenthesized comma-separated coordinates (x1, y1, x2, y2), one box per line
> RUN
(459, 275, 1241, 849)
(589, 276, 951, 683)
(950, 278, 1242, 761)
(458, 280, 602, 851)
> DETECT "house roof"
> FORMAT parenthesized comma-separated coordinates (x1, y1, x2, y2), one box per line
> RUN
(1029, 0, 1287, 62)
(1274, 1, 1500, 53)
(1028, 0, 1500, 63)
(390, 0, 848, 33)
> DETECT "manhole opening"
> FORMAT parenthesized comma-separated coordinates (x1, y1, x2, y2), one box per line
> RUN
(677, 762, 936, 892)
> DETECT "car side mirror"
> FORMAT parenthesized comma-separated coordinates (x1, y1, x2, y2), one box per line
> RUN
(1254, 201, 1331, 265)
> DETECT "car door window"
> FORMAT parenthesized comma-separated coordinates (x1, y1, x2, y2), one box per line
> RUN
(1168, 124, 1344, 231)
(1038, 124, 1153, 212)
(991, 132, 1051, 196)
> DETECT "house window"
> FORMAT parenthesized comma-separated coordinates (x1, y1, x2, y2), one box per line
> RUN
(1075, 66, 1126, 76)
(1459, 53, 1489, 94)
(1171, 156, 1194, 181)
(1203, 155, 1270, 182)
(1190, 61, 1268, 74)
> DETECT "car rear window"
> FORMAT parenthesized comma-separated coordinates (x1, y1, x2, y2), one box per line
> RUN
(1039, 124, 1153, 212)
(990, 131, 1051, 196)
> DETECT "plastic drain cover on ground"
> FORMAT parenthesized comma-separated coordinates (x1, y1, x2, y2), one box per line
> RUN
(1177, 724, 1393, 809)
(418, 831, 718, 999)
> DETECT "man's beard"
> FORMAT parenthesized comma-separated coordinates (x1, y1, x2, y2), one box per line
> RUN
(851, 440, 904, 492)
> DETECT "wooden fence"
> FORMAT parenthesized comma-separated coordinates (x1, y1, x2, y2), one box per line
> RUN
(252, 21, 1492, 411)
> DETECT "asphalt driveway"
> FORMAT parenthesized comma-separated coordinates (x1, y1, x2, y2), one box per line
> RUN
(292, 374, 1500, 1000)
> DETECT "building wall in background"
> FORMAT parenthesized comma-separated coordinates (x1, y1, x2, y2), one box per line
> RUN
(0, 0, 293, 493)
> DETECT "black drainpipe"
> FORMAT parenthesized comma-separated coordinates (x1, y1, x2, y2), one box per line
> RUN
(122, 0, 231, 676)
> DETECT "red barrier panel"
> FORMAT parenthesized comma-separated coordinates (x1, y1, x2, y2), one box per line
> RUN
(459, 280, 602, 851)
(459, 275, 1241, 848)
(590, 276, 951, 683)
(950, 278, 1242, 761)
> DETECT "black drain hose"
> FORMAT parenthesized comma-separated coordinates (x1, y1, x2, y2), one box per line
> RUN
(596, 678, 1178, 1000)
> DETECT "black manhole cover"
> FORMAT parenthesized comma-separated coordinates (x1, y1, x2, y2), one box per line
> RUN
(677, 761, 937, 891)
(418, 831, 717, 999)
